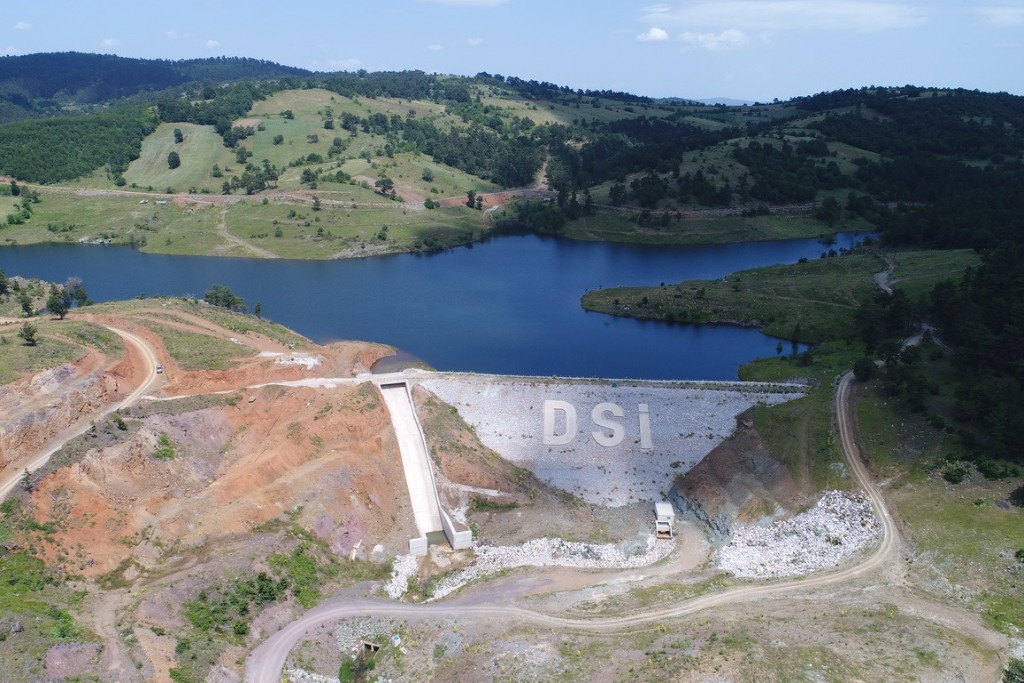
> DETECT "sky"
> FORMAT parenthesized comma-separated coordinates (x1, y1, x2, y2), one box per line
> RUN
(2, 1, 1022, 102)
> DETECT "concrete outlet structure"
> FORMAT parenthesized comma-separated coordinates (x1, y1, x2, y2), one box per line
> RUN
(378, 378, 472, 556)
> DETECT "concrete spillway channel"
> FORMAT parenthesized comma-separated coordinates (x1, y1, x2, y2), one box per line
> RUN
(378, 379, 472, 555)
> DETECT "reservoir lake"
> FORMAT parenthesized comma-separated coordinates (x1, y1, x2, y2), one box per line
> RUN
(0, 232, 866, 380)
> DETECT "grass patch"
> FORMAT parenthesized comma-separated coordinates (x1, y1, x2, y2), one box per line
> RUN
(152, 432, 176, 460)
(133, 319, 250, 370)
(569, 576, 731, 617)
(55, 321, 125, 355)
(563, 210, 846, 247)
(469, 496, 519, 512)
(582, 248, 979, 344)
(224, 194, 484, 259)
(0, 552, 90, 680)
(893, 476, 1024, 635)
(0, 321, 87, 384)
(854, 383, 956, 475)
(124, 123, 235, 193)
(2, 187, 225, 254)
(740, 342, 862, 489)
(583, 252, 883, 342)
(887, 249, 980, 299)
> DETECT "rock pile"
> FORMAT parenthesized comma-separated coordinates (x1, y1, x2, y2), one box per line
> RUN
(387, 535, 675, 601)
(386, 555, 419, 599)
(715, 490, 880, 578)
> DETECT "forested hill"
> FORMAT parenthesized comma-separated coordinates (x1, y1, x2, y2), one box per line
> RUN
(1, 52, 1023, 252)
(0, 52, 312, 122)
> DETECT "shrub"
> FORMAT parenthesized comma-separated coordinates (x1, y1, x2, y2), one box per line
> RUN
(942, 462, 969, 484)
(1009, 484, 1024, 508)
(1004, 658, 1024, 683)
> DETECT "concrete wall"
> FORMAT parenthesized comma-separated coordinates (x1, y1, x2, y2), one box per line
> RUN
(409, 535, 428, 557)
(401, 381, 474, 551)
(378, 376, 473, 553)
(440, 509, 473, 550)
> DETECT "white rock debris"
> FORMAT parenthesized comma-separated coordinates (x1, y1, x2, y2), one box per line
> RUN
(386, 535, 674, 602)
(386, 554, 420, 600)
(284, 669, 337, 683)
(716, 490, 881, 578)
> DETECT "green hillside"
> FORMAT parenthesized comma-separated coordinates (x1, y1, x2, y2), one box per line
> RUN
(1, 57, 1023, 260)
(125, 123, 235, 192)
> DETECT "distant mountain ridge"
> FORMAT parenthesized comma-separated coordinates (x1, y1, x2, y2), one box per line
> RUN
(0, 52, 313, 122)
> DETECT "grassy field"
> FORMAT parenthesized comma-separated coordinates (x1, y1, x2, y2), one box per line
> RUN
(226, 196, 486, 258)
(0, 324, 87, 384)
(0, 550, 91, 682)
(582, 249, 979, 342)
(887, 249, 981, 298)
(583, 252, 884, 342)
(0, 187, 227, 253)
(894, 472, 1024, 635)
(562, 209, 848, 246)
(127, 319, 250, 370)
(125, 123, 235, 193)
(740, 341, 863, 489)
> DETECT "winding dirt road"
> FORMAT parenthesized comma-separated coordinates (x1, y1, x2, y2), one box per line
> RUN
(0, 324, 161, 500)
(243, 370, 902, 682)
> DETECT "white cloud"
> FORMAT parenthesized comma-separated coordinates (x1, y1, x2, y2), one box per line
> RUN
(637, 27, 670, 41)
(467, 37, 484, 46)
(643, 1, 929, 33)
(977, 3, 1024, 26)
(205, 39, 220, 49)
(101, 38, 122, 48)
(429, 43, 444, 51)
(2, 46, 23, 55)
(166, 29, 189, 40)
(14, 20, 30, 31)
(681, 28, 750, 50)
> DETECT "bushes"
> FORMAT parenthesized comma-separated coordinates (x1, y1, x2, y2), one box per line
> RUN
(942, 461, 969, 484)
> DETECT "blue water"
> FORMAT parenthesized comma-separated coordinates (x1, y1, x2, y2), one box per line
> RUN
(0, 233, 865, 379)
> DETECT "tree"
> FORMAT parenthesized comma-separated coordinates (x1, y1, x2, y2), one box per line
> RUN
(47, 287, 70, 319)
(17, 323, 37, 346)
(254, 302, 262, 319)
(167, 151, 181, 169)
(815, 196, 841, 226)
(18, 291, 32, 316)
(374, 176, 395, 198)
(65, 276, 87, 308)
(421, 168, 434, 182)
(173, 128, 184, 144)
(204, 284, 246, 312)
(0, 267, 8, 295)
(853, 357, 876, 381)
(466, 190, 476, 208)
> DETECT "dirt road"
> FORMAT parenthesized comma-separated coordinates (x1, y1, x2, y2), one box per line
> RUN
(0, 325, 160, 500)
(243, 370, 907, 682)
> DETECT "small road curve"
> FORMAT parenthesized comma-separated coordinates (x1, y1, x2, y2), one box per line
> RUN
(0, 324, 161, 501)
(245, 370, 900, 682)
